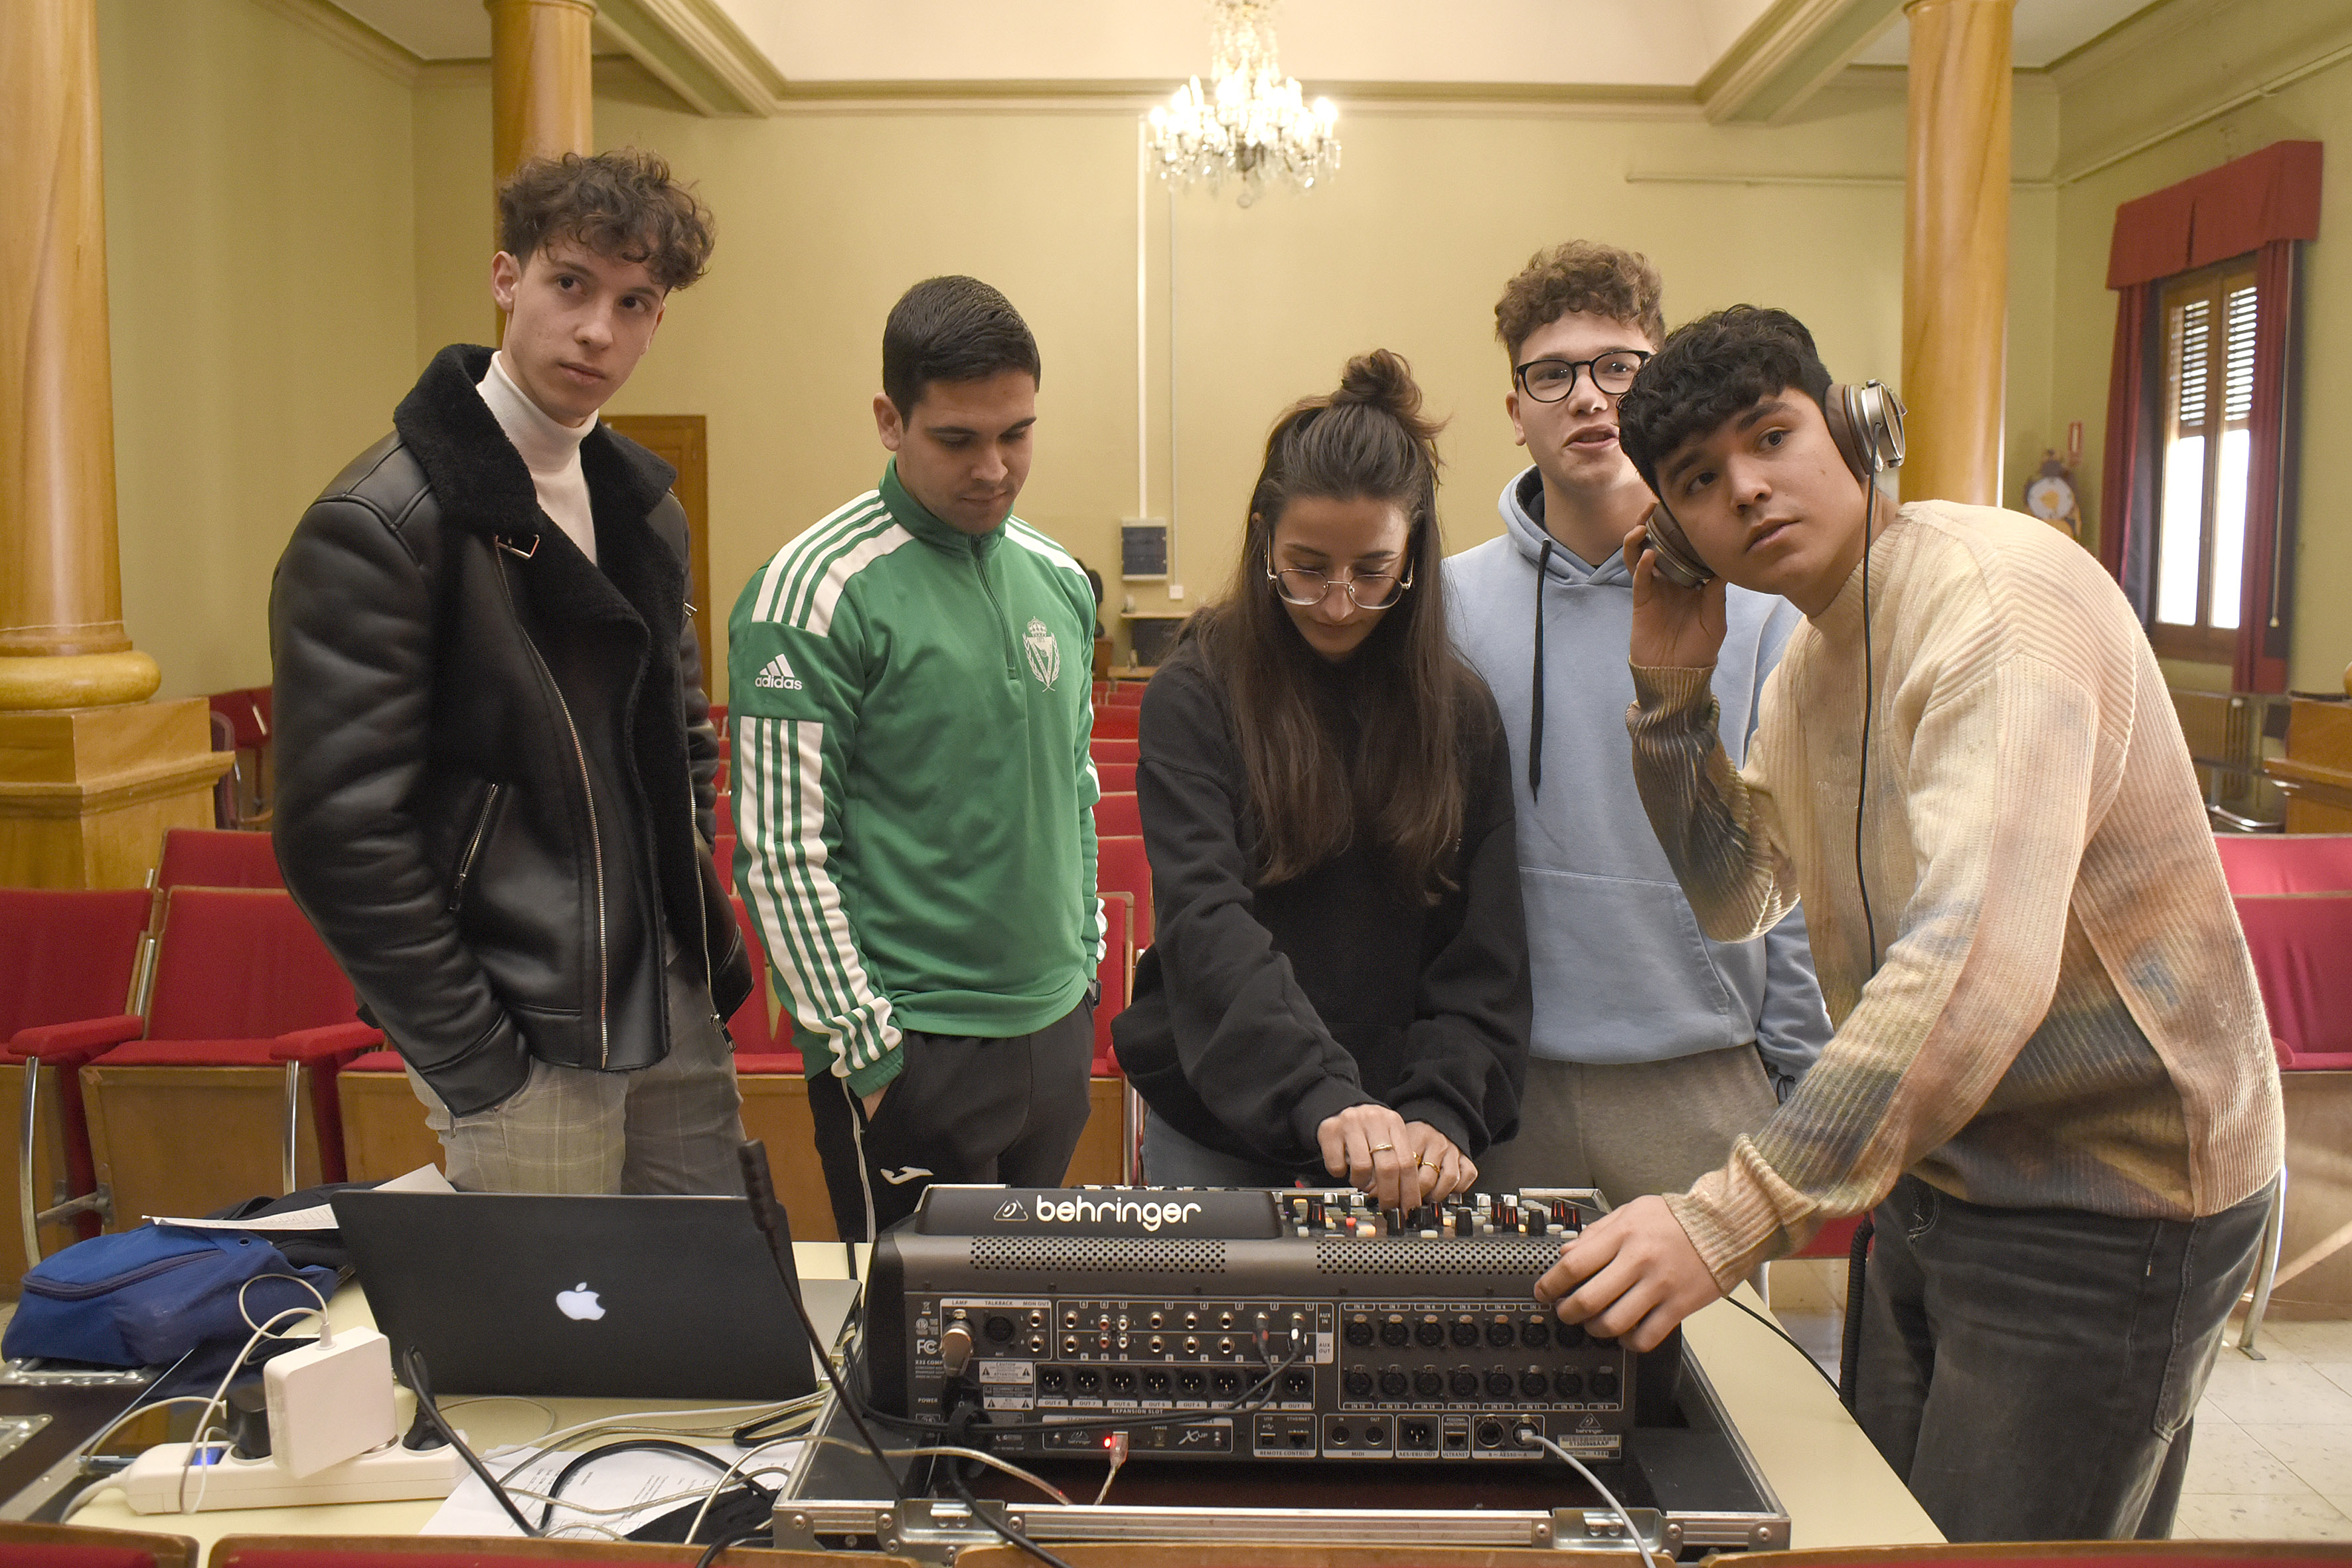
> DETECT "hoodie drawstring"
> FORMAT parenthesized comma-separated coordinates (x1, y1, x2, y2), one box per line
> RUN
(1529, 538, 1552, 799)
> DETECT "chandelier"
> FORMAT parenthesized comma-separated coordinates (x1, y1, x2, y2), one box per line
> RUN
(1147, 0, 1340, 206)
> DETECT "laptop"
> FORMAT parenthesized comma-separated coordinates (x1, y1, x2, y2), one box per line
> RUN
(331, 1189, 860, 1401)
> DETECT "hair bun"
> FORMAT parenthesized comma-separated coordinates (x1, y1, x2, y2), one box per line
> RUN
(1330, 349, 1424, 421)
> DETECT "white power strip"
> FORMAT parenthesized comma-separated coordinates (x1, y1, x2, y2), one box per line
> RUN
(118, 1438, 461, 1514)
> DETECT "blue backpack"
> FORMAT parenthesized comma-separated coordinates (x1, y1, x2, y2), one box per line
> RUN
(4, 1225, 338, 1368)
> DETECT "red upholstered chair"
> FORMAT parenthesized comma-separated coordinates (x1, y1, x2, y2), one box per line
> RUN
(714, 791, 735, 838)
(713, 832, 737, 894)
(207, 686, 274, 830)
(1088, 737, 1138, 766)
(707, 703, 727, 728)
(40, 889, 380, 1225)
(2229, 890, 2352, 1356)
(1, 888, 154, 1273)
(0, 1519, 196, 1567)
(1094, 761, 1136, 795)
(333, 1047, 441, 1184)
(1090, 705, 1140, 741)
(2217, 832, 2352, 894)
(726, 896, 835, 1239)
(153, 827, 284, 897)
(1096, 834, 1153, 944)
(1108, 682, 1148, 706)
(1093, 792, 1141, 838)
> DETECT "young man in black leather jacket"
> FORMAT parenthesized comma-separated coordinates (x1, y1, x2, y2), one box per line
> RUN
(271, 151, 752, 1193)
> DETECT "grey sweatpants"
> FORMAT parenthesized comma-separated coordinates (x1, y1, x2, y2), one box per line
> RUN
(1474, 1043, 1778, 1206)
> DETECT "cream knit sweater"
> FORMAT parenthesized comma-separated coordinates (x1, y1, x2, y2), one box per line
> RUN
(1628, 500, 2284, 1287)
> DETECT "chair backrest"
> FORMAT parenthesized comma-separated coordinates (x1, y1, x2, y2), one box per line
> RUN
(723, 895, 777, 1052)
(1093, 893, 1132, 1073)
(714, 792, 735, 838)
(207, 687, 271, 751)
(712, 832, 737, 894)
(1088, 736, 1138, 766)
(2217, 833, 2352, 895)
(0, 888, 154, 1040)
(0, 1519, 196, 1568)
(1108, 682, 1147, 706)
(145, 888, 360, 1042)
(1090, 706, 1140, 740)
(155, 827, 283, 892)
(1094, 791, 1141, 838)
(1094, 761, 1136, 795)
(1097, 834, 1153, 943)
(2236, 892, 2352, 1056)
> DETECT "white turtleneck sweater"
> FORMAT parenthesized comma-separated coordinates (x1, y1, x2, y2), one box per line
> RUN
(476, 353, 597, 564)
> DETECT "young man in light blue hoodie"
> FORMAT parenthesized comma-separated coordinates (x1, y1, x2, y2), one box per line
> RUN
(1445, 242, 1831, 1203)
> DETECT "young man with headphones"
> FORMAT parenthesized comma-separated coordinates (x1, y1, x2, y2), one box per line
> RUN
(1533, 306, 2282, 1541)
(1445, 243, 1831, 1205)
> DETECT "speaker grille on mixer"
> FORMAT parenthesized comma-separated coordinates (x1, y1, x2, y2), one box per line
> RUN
(969, 1237, 1229, 1273)
(1314, 1237, 1560, 1275)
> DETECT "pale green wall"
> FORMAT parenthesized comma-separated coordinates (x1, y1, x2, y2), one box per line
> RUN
(99, 0, 420, 702)
(2049, 0, 2352, 693)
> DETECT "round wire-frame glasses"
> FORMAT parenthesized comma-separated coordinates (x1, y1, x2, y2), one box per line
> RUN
(1266, 558, 1417, 609)
(1513, 350, 1651, 404)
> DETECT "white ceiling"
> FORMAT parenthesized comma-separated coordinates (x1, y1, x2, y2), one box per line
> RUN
(329, 0, 2167, 84)
(1851, 0, 2163, 68)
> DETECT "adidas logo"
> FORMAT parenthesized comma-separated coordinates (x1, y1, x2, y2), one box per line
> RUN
(752, 654, 803, 691)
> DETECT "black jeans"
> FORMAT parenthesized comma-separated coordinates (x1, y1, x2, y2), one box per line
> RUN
(1857, 1174, 2273, 1541)
(807, 1002, 1094, 1241)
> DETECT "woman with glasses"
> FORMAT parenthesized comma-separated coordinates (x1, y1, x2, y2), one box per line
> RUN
(1111, 351, 1531, 1208)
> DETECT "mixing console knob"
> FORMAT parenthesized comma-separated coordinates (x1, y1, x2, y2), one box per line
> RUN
(1449, 1368, 1480, 1398)
(1345, 1318, 1374, 1348)
(1484, 1368, 1516, 1399)
(1413, 1368, 1445, 1397)
(1414, 1316, 1445, 1349)
(1449, 1317, 1480, 1349)
(1344, 1368, 1374, 1398)
(1378, 1367, 1410, 1398)
(1590, 1369, 1620, 1400)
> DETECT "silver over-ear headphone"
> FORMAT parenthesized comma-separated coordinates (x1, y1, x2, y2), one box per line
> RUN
(1642, 380, 1907, 590)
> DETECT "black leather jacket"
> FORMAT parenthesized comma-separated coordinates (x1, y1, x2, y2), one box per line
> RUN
(271, 345, 753, 1117)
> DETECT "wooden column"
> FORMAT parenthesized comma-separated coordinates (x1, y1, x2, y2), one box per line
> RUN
(0, 0, 226, 888)
(489, 0, 595, 189)
(1899, 0, 2014, 507)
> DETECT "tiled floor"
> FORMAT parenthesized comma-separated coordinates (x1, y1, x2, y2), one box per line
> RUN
(1766, 1259, 2352, 1540)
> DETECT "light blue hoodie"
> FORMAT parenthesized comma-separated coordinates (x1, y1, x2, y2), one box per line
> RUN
(1443, 467, 1831, 1087)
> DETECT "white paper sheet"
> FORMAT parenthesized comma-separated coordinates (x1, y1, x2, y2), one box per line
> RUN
(146, 1163, 455, 1231)
(421, 1439, 803, 1539)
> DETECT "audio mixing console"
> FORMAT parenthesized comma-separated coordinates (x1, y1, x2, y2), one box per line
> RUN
(865, 1184, 1636, 1464)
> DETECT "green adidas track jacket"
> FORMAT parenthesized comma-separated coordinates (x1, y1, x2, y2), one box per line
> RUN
(728, 461, 1102, 1096)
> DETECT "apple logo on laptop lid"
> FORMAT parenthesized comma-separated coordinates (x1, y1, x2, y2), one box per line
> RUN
(556, 1283, 606, 1322)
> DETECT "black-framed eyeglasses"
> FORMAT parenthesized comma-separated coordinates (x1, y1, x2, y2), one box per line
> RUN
(1266, 558, 1416, 609)
(1513, 350, 1651, 404)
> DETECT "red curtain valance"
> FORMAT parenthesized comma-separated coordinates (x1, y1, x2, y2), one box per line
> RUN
(2106, 141, 2322, 289)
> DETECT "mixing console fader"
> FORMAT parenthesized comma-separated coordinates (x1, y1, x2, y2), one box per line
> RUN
(864, 1185, 1636, 1463)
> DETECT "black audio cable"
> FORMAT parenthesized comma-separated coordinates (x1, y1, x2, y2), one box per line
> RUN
(402, 1345, 542, 1537)
(736, 1141, 905, 1500)
(1721, 1294, 1842, 1398)
(941, 1400, 1082, 1568)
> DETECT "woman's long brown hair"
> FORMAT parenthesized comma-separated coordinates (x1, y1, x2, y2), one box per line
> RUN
(1183, 349, 1474, 902)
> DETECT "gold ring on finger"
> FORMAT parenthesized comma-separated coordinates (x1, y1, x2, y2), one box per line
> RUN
(1367, 1142, 1395, 1154)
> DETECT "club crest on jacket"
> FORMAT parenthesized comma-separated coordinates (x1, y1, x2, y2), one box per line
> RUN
(1024, 617, 1059, 690)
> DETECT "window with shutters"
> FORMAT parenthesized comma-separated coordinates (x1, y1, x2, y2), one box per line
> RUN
(2150, 261, 2260, 662)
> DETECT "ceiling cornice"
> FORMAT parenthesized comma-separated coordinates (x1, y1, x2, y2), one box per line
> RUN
(252, 0, 424, 86)
(593, 0, 787, 116)
(1699, 0, 1906, 123)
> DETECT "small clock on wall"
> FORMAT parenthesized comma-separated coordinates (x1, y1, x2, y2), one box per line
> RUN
(2024, 449, 2082, 538)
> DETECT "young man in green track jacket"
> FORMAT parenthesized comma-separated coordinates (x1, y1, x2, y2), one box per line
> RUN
(730, 276, 1102, 1239)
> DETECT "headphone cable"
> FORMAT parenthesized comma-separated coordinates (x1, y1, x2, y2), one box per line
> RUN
(1855, 478, 1879, 976)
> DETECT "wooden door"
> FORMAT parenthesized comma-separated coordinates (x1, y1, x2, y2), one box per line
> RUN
(605, 415, 712, 694)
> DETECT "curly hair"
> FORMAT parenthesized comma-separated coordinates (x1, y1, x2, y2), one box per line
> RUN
(1616, 305, 1834, 495)
(497, 149, 715, 291)
(1492, 241, 1666, 362)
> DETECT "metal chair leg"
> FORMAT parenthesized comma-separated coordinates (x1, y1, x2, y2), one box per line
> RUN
(20, 1058, 44, 1266)
(281, 1060, 303, 1195)
(2238, 1165, 2288, 1360)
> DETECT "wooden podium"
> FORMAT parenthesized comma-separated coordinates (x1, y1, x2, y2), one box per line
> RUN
(2267, 698, 2352, 832)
